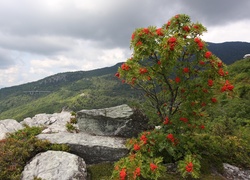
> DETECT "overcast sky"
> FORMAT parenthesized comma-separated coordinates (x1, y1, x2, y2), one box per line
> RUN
(0, 0, 250, 88)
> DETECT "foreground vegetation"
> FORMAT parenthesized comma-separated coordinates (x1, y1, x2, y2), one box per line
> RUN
(87, 162, 226, 180)
(0, 126, 69, 180)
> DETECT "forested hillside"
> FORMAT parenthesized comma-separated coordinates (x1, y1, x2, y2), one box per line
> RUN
(0, 62, 140, 121)
(206, 58, 250, 142)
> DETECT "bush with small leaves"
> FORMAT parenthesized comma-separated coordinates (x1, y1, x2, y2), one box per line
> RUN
(66, 121, 78, 133)
(112, 14, 235, 179)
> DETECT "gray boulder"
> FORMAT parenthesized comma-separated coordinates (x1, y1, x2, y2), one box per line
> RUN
(223, 163, 250, 180)
(77, 104, 149, 137)
(37, 132, 128, 164)
(0, 119, 24, 140)
(21, 150, 87, 180)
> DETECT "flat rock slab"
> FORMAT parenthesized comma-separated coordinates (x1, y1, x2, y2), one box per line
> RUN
(0, 119, 24, 140)
(21, 150, 87, 180)
(77, 104, 133, 118)
(37, 132, 128, 164)
(77, 104, 149, 137)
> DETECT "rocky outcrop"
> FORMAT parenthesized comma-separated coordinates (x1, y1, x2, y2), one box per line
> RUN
(19, 108, 129, 164)
(0, 119, 24, 140)
(19, 104, 148, 138)
(223, 163, 250, 180)
(37, 132, 128, 164)
(0, 104, 147, 178)
(21, 151, 87, 180)
(21, 111, 77, 133)
(77, 104, 149, 137)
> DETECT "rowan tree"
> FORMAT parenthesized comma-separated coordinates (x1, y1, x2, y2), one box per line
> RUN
(112, 14, 234, 179)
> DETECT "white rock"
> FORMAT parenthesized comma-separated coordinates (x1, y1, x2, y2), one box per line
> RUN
(223, 163, 250, 180)
(155, 126, 162, 130)
(21, 151, 87, 180)
(0, 119, 24, 140)
(21, 112, 78, 133)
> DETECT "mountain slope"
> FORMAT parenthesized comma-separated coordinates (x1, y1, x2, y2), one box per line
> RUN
(0, 62, 139, 121)
(0, 73, 140, 121)
(0, 62, 123, 99)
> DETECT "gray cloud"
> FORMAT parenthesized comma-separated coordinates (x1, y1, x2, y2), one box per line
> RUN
(0, 33, 75, 55)
(0, 0, 177, 49)
(0, 0, 249, 88)
(0, 48, 16, 69)
(1, 0, 249, 50)
(178, 0, 250, 26)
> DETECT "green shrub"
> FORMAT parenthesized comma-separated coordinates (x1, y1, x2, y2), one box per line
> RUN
(70, 117, 78, 124)
(87, 162, 114, 180)
(66, 121, 78, 133)
(70, 111, 77, 116)
(193, 134, 250, 169)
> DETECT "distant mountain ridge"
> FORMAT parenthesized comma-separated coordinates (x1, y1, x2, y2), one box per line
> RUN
(207, 41, 250, 64)
(0, 62, 123, 98)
